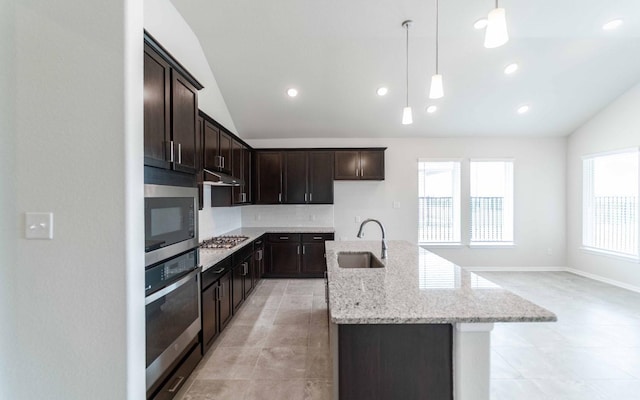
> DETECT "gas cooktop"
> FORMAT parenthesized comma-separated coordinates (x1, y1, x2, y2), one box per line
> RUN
(200, 235, 249, 249)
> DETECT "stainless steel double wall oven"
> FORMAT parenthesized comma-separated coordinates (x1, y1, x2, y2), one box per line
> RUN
(144, 184, 200, 395)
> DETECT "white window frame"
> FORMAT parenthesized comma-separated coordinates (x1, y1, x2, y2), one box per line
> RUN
(469, 159, 515, 246)
(418, 159, 462, 246)
(582, 147, 640, 261)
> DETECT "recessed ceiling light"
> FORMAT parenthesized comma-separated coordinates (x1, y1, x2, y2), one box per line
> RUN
(376, 87, 388, 96)
(474, 18, 488, 30)
(426, 105, 438, 114)
(602, 19, 623, 31)
(517, 105, 530, 114)
(504, 63, 519, 75)
(286, 88, 298, 97)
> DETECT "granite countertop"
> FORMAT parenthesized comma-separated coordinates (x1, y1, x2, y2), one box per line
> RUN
(199, 226, 335, 271)
(326, 240, 557, 325)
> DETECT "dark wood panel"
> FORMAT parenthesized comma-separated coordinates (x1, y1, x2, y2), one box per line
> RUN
(144, 166, 196, 187)
(284, 151, 308, 204)
(360, 150, 385, 180)
(243, 147, 251, 203)
(255, 151, 283, 204)
(232, 140, 243, 204)
(202, 120, 220, 171)
(201, 284, 219, 354)
(219, 131, 233, 175)
(334, 151, 359, 180)
(219, 272, 232, 330)
(231, 262, 244, 313)
(267, 242, 300, 275)
(338, 324, 453, 400)
(143, 46, 171, 169)
(301, 242, 326, 276)
(196, 116, 204, 210)
(171, 71, 198, 173)
(308, 151, 334, 203)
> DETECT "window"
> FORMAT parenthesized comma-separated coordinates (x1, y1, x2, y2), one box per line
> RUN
(470, 160, 514, 244)
(583, 149, 639, 259)
(418, 161, 461, 243)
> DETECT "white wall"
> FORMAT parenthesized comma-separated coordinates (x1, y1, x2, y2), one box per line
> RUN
(198, 186, 242, 238)
(0, 1, 144, 399)
(144, 0, 238, 135)
(242, 204, 334, 228)
(567, 83, 640, 289)
(248, 137, 567, 268)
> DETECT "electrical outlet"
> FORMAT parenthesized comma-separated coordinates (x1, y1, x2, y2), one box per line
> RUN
(393, 201, 401, 209)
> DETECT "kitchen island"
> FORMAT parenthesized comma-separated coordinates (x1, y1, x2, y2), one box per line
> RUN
(326, 240, 556, 400)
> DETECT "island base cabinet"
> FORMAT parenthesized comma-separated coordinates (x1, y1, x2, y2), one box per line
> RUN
(336, 324, 453, 400)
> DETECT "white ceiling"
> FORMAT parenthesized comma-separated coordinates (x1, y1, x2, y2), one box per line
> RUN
(170, 0, 640, 139)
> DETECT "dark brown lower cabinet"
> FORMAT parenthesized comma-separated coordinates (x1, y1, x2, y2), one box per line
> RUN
(201, 283, 219, 353)
(338, 324, 453, 400)
(219, 271, 232, 331)
(231, 262, 245, 313)
(265, 233, 334, 278)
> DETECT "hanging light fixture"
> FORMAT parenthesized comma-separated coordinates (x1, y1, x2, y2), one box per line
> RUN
(402, 20, 413, 125)
(484, 0, 509, 48)
(429, 0, 444, 99)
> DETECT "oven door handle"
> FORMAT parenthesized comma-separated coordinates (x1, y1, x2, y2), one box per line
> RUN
(145, 269, 199, 305)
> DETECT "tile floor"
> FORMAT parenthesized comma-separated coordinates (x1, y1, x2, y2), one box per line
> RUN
(176, 278, 332, 400)
(176, 272, 640, 400)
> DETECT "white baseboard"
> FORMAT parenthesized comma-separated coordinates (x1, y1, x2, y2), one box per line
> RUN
(463, 266, 566, 272)
(463, 265, 640, 294)
(565, 267, 640, 294)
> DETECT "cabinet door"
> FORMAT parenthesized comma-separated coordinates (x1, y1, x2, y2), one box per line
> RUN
(242, 255, 254, 297)
(232, 262, 245, 313)
(243, 147, 251, 203)
(202, 120, 220, 172)
(308, 151, 334, 204)
(267, 242, 300, 276)
(284, 151, 308, 204)
(253, 243, 264, 286)
(197, 116, 204, 210)
(143, 46, 171, 169)
(360, 150, 385, 180)
(201, 283, 219, 353)
(219, 272, 232, 331)
(232, 140, 244, 204)
(171, 71, 198, 173)
(219, 131, 233, 174)
(301, 242, 327, 276)
(255, 151, 283, 204)
(334, 151, 360, 180)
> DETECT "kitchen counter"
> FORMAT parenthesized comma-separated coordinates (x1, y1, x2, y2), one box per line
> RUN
(199, 227, 335, 271)
(326, 240, 556, 324)
(325, 240, 557, 400)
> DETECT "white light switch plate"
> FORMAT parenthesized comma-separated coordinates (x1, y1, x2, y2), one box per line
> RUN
(25, 212, 54, 239)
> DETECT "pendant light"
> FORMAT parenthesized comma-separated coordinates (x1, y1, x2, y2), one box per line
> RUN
(402, 20, 413, 125)
(484, 0, 509, 48)
(429, 0, 444, 99)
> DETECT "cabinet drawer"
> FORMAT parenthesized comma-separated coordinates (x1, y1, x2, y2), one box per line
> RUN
(267, 233, 301, 243)
(232, 243, 254, 265)
(302, 233, 334, 242)
(201, 257, 231, 290)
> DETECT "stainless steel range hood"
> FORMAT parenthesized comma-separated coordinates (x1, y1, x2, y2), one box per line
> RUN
(202, 169, 242, 186)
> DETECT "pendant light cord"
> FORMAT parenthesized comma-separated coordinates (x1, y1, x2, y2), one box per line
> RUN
(405, 22, 409, 107)
(435, 0, 439, 74)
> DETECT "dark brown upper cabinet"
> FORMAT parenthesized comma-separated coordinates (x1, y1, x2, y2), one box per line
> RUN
(256, 150, 334, 204)
(201, 117, 233, 176)
(255, 151, 283, 204)
(334, 149, 385, 180)
(232, 140, 251, 205)
(143, 35, 203, 175)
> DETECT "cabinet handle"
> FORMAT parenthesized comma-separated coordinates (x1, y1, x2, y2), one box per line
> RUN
(297, 245, 300, 255)
(313, 236, 323, 240)
(257, 249, 263, 261)
(278, 193, 282, 203)
(169, 141, 175, 162)
(279, 236, 289, 240)
(212, 267, 225, 274)
(304, 193, 308, 202)
(309, 193, 312, 202)
(220, 282, 225, 298)
(221, 156, 225, 169)
(167, 376, 185, 393)
(241, 262, 248, 275)
(177, 143, 182, 164)
(302, 245, 306, 255)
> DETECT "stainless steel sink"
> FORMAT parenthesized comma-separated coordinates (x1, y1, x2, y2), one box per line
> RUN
(337, 252, 385, 268)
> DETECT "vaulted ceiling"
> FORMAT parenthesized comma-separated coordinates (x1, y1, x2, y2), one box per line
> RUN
(170, 0, 640, 138)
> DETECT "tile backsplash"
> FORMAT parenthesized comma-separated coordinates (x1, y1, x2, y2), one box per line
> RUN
(241, 204, 334, 227)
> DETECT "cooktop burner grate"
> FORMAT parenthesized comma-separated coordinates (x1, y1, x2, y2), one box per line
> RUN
(200, 235, 249, 249)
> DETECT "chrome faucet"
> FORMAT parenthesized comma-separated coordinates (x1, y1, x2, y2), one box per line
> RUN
(357, 219, 388, 259)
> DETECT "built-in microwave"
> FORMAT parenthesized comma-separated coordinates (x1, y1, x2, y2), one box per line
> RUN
(145, 184, 198, 267)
